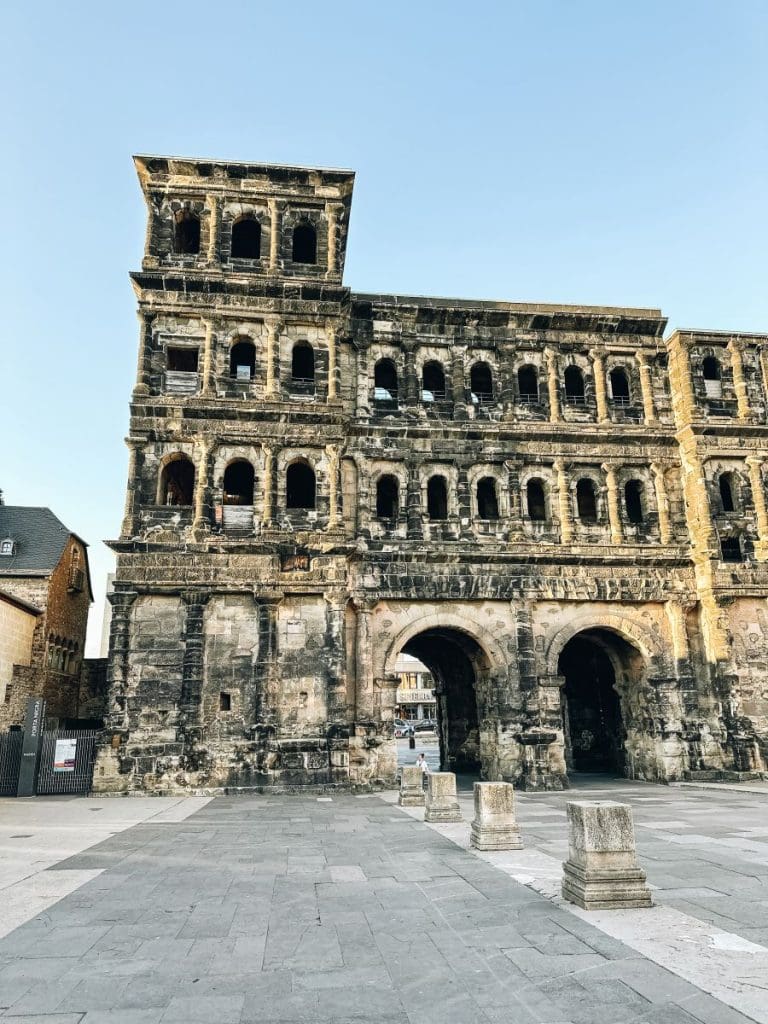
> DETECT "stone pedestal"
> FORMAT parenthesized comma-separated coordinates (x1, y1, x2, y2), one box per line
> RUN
(470, 782, 523, 850)
(399, 765, 425, 807)
(561, 801, 652, 910)
(424, 772, 462, 822)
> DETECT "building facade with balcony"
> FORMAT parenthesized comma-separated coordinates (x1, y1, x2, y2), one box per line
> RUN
(96, 155, 768, 793)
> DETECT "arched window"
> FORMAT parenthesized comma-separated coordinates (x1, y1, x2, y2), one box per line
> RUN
(526, 479, 547, 521)
(230, 339, 256, 380)
(422, 361, 446, 400)
(173, 210, 200, 254)
(160, 456, 195, 506)
(703, 355, 723, 399)
(291, 341, 315, 383)
(719, 472, 735, 513)
(223, 461, 254, 506)
(564, 365, 585, 405)
(286, 461, 316, 509)
(609, 367, 631, 405)
(374, 358, 398, 400)
(576, 478, 598, 523)
(470, 363, 493, 401)
(231, 216, 261, 259)
(518, 365, 539, 403)
(292, 222, 317, 264)
(427, 476, 448, 520)
(703, 356, 721, 381)
(624, 480, 644, 524)
(476, 477, 499, 520)
(376, 475, 399, 520)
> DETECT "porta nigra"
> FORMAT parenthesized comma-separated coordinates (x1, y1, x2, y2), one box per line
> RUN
(95, 155, 768, 794)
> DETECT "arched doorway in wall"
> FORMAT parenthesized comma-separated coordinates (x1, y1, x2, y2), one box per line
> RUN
(558, 629, 644, 776)
(400, 628, 484, 775)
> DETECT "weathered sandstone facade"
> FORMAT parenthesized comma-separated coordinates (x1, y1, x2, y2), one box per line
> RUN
(95, 155, 768, 793)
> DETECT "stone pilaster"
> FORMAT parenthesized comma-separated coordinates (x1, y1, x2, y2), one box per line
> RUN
(180, 591, 210, 724)
(104, 590, 138, 731)
(354, 602, 375, 722)
(201, 318, 215, 394)
(403, 342, 418, 407)
(406, 462, 422, 539)
(651, 463, 672, 544)
(121, 439, 144, 538)
(728, 339, 750, 420)
(254, 597, 281, 727)
(746, 457, 768, 560)
(546, 347, 560, 423)
(326, 445, 340, 529)
(206, 194, 220, 264)
(133, 311, 153, 395)
(326, 202, 342, 278)
(326, 323, 338, 400)
(261, 445, 275, 526)
(602, 464, 623, 545)
(192, 440, 213, 532)
(636, 353, 656, 424)
(265, 318, 282, 398)
(268, 199, 281, 271)
(591, 351, 609, 422)
(553, 460, 573, 543)
(452, 345, 467, 420)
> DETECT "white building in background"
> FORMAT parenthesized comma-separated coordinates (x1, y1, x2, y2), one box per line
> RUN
(99, 573, 115, 658)
(394, 652, 436, 721)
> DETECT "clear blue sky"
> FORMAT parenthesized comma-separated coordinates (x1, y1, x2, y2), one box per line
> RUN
(1, 1, 766, 654)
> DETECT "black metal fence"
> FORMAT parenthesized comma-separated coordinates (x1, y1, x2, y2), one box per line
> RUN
(36, 730, 98, 795)
(0, 728, 97, 796)
(0, 731, 23, 796)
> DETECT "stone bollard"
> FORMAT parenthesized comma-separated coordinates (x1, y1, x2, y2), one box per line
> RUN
(398, 765, 425, 807)
(424, 772, 462, 822)
(561, 801, 652, 910)
(470, 782, 523, 851)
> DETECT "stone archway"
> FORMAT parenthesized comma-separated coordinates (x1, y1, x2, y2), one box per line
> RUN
(382, 612, 509, 779)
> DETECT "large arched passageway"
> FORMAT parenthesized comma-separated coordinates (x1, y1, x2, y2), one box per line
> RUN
(401, 628, 486, 775)
(558, 628, 645, 778)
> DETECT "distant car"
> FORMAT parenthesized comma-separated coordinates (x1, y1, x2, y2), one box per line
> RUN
(413, 720, 437, 732)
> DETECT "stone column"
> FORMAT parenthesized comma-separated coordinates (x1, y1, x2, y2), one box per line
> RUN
(104, 590, 137, 731)
(180, 591, 210, 724)
(326, 445, 340, 529)
(399, 765, 425, 807)
(546, 347, 560, 422)
(452, 345, 467, 421)
(326, 323, 338, 401)
(651, 462, 672, 544)
(728, 339, 750, 420)
(746, 457, 768, 560)
(193, 440, 213, 532)
(602, 464, 623, 545)
(261, 445, 275, 527)
(206, 194, 220, 264)
(201, 318, 216, 395)
(759, 346, 768, 414)
(406, 462, 422, 539)
(403, 343, 418, 408)
(470, 782, 523, 850)
(425, 772, 462, 822)
(591, 350, 609, 423)
(355, 602, 375, 722)
(326, 202, 342, 278)
(553, 460, 573, 543)
(268, 199, 281, 272)
(121, 439, 144, 538)
(265, 318, 281, 398)
(561, 801, 652, 910)
(133, 312, 153, 395)
(254, 596, 281, 727)
(636, 353, 656, 424)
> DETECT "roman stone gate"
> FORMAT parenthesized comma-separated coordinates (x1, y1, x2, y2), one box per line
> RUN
(94, 155, 768, 794)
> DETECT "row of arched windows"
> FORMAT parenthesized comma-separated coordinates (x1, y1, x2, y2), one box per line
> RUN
(160, 456, 318, 510)
(173, 211, 318, 264)
(169, 339, 316, 385)
(373, 358, 633, 406)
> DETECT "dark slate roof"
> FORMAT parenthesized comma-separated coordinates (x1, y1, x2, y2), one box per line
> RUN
(0, 506, 74, 576)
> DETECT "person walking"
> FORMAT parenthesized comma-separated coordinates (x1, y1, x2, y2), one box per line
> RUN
(416, 752, 429, 787)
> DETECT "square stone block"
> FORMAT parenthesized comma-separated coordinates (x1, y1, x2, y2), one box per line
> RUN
(399, 765, 425, 807)
(425, 771, 462, 822)
(470, 781, 523, 850)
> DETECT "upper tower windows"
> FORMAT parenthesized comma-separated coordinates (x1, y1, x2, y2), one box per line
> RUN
(173, 210, 200, 254)
(292, 222, 317, 264)
(231, 216, 261, 259)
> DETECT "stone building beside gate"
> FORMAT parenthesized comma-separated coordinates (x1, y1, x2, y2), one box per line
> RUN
(95, 154, 768, 793)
